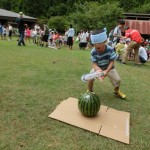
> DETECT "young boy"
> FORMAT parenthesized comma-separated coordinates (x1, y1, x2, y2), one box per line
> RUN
(113, 19, 125, 45)
(115, 39, 125, 62)
(88, 29, 126, 99)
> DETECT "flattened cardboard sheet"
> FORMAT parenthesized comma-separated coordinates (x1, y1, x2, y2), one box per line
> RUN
(48, 97, 130, 144)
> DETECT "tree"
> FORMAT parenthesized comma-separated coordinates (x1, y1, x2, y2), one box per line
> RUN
(118, 0, 144, 12)
(0, 0, 150, 31)
(132, 2, 150, 13)
(48, 16, 69, 32)
(70, 1, 124, 32)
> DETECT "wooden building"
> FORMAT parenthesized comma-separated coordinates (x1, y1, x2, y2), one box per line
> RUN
(0, 8, 37, 27)
(124, 13, 150, 39)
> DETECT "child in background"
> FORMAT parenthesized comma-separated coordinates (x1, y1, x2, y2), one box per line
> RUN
(124, 38, 131, 49)
(53, 32, 59, 46)
(48, 31, 54, 47)
(88, 29, 126, 99)
(0, 22, 3, 40)
(115, 39, 125, 62)
(2, 26, 7, 40)
(107, 41, 114, 48)
(147, 41, 150, 61)
(58, 34, 63, 46)
(139, 43, 148, 64)
(124, 38, 134, 61)
(31, 29, 37, 43)
(24, 27, 27, 42)
(64, 29, 68, 46)
(26, 27, 31, 42)
(48, 30, 52, 46)
(48, 32, 58, 49)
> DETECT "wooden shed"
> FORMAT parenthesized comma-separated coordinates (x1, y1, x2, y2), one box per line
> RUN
(0, 8, 37, 27)
(124, 13, 150, 39)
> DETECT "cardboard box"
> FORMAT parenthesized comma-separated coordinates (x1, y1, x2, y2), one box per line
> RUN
(49, 97, 130, 144)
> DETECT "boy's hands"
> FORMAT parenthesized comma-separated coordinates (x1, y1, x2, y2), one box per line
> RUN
(103, 70, 108, 77)
(97, 70, 108, 81)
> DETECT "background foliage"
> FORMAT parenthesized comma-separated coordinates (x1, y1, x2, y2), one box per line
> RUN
(0, 0, 150, 31)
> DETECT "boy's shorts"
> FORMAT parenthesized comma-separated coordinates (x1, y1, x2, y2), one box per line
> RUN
(90, 68, 121, 87)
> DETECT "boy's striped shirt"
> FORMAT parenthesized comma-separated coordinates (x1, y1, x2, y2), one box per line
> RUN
(91, 45, 117, 70)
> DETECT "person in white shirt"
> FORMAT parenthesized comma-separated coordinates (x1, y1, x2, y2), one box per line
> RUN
(31, 29, 36, 43)
(139, 44, 148, 63)
(113, 19, 125, 45)
(67, 24, 75, 49)
(8, 24, 13, 41)
(35, 24, 40, 31)
(2, 26, 7, 40)
(79, 30, 87, 50)
(64, 29, 68, 46)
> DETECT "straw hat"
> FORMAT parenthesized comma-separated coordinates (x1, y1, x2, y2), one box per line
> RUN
(19, 12, 24, 16)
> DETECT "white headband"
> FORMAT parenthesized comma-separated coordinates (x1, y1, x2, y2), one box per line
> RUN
(91, 31, 107, 44)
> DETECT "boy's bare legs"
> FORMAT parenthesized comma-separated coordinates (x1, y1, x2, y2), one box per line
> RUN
(88, 79, 95, 92)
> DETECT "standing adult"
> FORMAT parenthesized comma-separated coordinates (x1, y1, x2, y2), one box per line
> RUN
(34, 24, 40, 44)
(67, 24, 75, 50)
(64, 29, 68, 46)
(41, 25, 49, 47)
(16, 12, 26, 46)
(8, 24, 13, 41)
(122, 27, 144, 65)
(79, 30, 87, 50)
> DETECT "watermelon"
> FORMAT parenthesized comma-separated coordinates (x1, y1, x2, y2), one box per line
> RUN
(78, 91, 100, 117)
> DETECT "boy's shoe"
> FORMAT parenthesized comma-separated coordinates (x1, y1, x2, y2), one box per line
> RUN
(121, 62, 126, 65)
(113, 90, 126, 99)
(134, 63, 142, 67)
(86, 90, 95, 94)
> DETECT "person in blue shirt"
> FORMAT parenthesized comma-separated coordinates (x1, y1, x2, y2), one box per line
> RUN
(0, 22, 3, 40)
(88, 29, 126, 99)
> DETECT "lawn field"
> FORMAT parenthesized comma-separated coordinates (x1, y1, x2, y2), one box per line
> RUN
(0, 39, 150, 150)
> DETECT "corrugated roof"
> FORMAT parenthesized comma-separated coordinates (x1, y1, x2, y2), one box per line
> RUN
(0, 8, 36, 20)
(124, 13, 150, 20)
(125, 19, 150, 34)
(124, 13, 150, 16)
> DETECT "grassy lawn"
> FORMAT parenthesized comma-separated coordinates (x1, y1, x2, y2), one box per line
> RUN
(0, 38, 150, 150)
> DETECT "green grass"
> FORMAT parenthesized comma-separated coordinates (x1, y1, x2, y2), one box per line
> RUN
(0, 38, 150, 150)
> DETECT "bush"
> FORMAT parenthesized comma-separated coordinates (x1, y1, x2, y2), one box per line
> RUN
(48, 16, 69, 33)
(70, 2, 124, 32)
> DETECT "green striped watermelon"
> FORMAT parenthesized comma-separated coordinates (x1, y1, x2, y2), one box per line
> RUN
(78, 91, 100, 117)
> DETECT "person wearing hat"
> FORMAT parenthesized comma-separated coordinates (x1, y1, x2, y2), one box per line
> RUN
(88, 29, 126, 99)
(16, 12, 26, 46)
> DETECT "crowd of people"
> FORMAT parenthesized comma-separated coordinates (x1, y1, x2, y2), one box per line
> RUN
(0, 12, 150, 65)
(0, 22, 13, 41)
(0, 12, 150, 100)
(107, 19, 150, 65)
